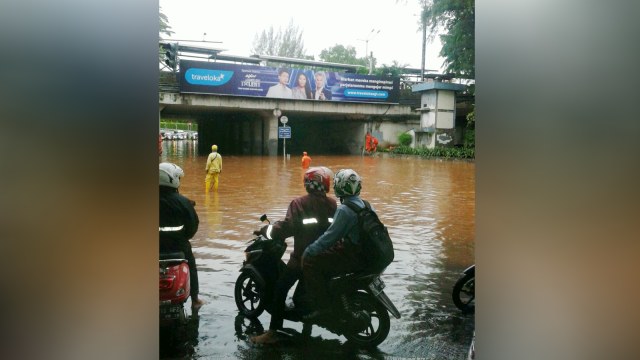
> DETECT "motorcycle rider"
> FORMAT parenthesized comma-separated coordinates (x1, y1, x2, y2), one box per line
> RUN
(159, 162, 205, 311)
(301, 169, 370, 321)
(250, 166, 338, 345)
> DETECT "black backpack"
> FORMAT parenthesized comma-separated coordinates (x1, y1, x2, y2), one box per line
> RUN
(344, 200, 394, 273)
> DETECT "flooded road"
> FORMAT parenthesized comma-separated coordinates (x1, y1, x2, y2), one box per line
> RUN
(160, 141, 475, 359)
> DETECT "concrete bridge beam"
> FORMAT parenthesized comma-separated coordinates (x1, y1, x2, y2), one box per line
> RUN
(160, 91, 424, 155)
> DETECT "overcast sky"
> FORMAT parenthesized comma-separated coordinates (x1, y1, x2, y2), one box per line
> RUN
(159, 0, 445, 71)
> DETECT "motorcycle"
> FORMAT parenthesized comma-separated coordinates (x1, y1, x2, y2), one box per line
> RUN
(159, 251, 191, 327)
(233, 214, 401, 347)
(452, 264, 475, 313)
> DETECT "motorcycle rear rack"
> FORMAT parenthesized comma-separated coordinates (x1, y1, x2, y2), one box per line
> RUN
(159, 259, 188, 273)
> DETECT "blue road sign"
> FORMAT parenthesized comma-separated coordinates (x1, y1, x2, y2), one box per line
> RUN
(278, 126, 291, 139)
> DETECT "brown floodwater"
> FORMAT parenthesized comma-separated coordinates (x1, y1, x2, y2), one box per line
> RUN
(160, 140, 475, 359)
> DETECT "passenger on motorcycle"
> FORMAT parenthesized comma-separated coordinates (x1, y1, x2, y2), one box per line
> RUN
(159, 162, 205, 311)
(250, 166, 338, 345)
(301, 169, 370, 321)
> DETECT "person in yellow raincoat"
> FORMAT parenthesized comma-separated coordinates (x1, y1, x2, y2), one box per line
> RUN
(205, 144, 222, 192)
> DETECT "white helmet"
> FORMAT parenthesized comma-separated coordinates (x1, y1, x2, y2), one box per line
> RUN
(333, 169, 362, 198)
(159, 162, 184, 189)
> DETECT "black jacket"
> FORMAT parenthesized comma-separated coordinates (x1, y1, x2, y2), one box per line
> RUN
(159, 187, 199, 244)
(312, 87, 332, 100)
(266, 191, 337, 270)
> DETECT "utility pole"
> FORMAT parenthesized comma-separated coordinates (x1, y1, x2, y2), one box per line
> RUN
(369, 51, 374, 75)
(280, 116, 288, 162)
(421, 24, 427, 81)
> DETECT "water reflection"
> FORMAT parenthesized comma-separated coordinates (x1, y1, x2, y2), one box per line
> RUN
(160, 142, 475, 359)
(162, 139, 198, 158)
(159, 314, 200, 359)
(232, 314, 389, 359)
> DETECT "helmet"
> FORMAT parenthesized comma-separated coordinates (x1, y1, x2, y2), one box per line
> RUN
(159, 162, 184, 189)
(211, 144, 218, 151)
(304, 166, 332, 193)
(333, 169, 361, 198)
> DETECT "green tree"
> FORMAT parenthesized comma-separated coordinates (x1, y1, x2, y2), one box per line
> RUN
(421, 0, 475, 78)
(252, 20, 308, 58)
(318, 44, 370, 73)
(159, 7, 173, 39)
(374, 60, 410, 77)
(319, 45, 364, 65)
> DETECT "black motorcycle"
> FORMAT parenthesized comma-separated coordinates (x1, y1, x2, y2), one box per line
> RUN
(452, 264, 475, 313)
(233, 215, 401, 347)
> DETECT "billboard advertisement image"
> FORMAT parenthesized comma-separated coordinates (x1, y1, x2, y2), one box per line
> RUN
(179, 60, 399, 104)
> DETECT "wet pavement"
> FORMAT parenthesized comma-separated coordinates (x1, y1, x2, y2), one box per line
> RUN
(160, 141, 475, 359)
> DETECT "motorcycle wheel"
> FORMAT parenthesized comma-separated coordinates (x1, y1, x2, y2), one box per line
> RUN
(343, 292, 390, 348)
(452, 273, 475, 312)
(234, 271, 265, 318)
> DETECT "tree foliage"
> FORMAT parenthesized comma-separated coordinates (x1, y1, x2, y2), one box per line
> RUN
(318, 44, 370, 73)
(374, 61, 410, 78)
(252, 20, 308, 58)
(319, 45, 364, 65)
(159, 7, 173, 66)
(421, 0, 475, 78)
(159, 7, 173, 39)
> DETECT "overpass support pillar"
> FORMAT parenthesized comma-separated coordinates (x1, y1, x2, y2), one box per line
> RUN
(264, 114, 279, 156)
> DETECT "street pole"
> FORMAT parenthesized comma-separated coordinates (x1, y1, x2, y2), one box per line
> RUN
(280, 116, 288, 162)
(421, 22, 427, 81)
(369, 51, 373, 75)
(365, 40, 369, 72)
(358, 29, 380, 75)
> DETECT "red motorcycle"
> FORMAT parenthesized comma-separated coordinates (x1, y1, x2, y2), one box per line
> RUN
(159, 251, 191, 326)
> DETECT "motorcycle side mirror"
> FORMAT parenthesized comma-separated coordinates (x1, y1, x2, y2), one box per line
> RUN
(260, 214, 270, 224)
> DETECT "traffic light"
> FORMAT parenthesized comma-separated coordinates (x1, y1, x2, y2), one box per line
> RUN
(162, 43, 178, 71)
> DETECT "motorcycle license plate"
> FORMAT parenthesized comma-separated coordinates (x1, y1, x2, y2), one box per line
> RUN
(368, 277, 385, 293)
(160, 305, 182, 320)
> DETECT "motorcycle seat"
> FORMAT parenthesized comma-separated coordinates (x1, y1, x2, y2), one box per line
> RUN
(159, 251, 185, 260)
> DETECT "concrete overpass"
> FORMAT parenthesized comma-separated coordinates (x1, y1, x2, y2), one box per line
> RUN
(159, 89, 421, 156)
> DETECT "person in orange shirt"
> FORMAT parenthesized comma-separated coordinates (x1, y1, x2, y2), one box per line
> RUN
(365, 132, 372, 153)
(365, 132, 379, 154)
(301, 151, 312, 169)
(371, 136, 378, 152)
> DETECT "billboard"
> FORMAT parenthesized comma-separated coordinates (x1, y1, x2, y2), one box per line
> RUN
(178, 60, 399, 104)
